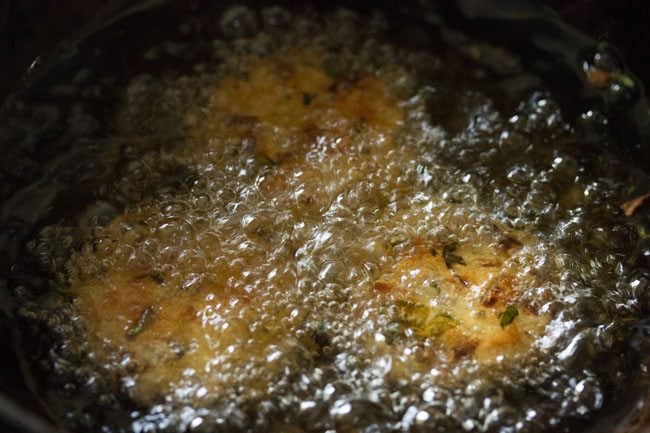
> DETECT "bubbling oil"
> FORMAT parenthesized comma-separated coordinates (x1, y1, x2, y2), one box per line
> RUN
(2, 4, 650, 433)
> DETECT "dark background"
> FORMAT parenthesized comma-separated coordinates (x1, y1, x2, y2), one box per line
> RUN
(546, 0, 650, 91)
(1, 0, 650, 96)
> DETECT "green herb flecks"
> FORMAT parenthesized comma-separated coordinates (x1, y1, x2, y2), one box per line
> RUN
(397, 301, 458, 337)
(612, 72, 636, 88)
(126, 306, 156, 340)
(499, 305, 519, 328)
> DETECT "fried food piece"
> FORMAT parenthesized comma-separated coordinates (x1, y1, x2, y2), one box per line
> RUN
(70, 52, 407, 404)
(71, 209, 305, 403)
(373, 232, 549, 363)
(196, 50, 403, 163)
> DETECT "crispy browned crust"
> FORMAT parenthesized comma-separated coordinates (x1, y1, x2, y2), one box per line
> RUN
(70, 51, 408, 402)
(373, 235, 549, 362)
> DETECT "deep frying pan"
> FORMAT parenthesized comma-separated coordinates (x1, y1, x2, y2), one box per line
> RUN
(0, 1, 649, 432)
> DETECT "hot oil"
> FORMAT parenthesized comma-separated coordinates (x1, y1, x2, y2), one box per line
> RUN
(1, 4, 649, 433)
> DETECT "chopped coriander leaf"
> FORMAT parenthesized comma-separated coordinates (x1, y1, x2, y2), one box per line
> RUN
(499, 305, 519, 328)
(126, 306, 156, 340)
(397, 301, 458, 337)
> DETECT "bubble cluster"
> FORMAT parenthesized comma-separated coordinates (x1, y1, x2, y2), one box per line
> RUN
(1, 4, 649, 433)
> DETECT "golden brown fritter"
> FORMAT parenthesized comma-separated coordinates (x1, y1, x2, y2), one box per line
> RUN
(373, 233, 548, 363)
(209, 50, 403, 163)
(71, 51, 408, 403)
